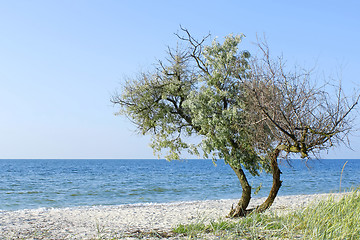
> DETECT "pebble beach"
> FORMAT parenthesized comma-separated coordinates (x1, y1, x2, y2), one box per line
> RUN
(0, 192, 347, 239)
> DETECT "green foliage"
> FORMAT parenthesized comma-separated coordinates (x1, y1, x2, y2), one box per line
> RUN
(253, 183, 262, 195)
(112, 31, 271, 175)
(113, 29, 358, 180)
(117, 51, 197, 161)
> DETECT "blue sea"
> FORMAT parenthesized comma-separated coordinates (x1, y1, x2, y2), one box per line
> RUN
(0, 159, 359, 211)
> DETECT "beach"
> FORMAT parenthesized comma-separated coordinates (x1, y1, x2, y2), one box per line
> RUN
(0, 192, 347, 239)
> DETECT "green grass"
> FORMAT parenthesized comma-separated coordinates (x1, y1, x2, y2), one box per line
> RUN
(173, 189, 360, 239)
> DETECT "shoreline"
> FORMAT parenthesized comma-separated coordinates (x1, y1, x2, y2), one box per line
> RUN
(0, 192, 349, 239)
(0, 190, 347, 212)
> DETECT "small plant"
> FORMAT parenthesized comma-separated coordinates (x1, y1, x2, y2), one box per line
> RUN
(95, 221, 107, 239)
(173, 222, 207, 236)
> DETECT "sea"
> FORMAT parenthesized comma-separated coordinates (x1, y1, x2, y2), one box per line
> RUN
(0, 159, 359, 211)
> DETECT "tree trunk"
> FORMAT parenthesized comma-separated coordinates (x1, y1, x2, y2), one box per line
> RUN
(227, 166, 252, 217)
(255, 148, 282, 213)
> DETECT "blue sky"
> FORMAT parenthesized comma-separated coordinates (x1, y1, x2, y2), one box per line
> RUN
(0, 0, 359, 159)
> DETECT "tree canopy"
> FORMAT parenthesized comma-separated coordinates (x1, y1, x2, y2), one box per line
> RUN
(112, 28, 359, 217)
(112, 30, 271, 175)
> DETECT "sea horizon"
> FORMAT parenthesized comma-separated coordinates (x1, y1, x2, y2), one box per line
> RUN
(1, 158, 359, 211)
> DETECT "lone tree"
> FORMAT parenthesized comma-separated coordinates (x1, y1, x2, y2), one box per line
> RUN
(111, 28, 359, 217)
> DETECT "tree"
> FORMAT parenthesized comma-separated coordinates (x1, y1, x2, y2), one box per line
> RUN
(112, 29, 272, 217)
(237, 39, 360, 214)
(111, 28, 359, 217)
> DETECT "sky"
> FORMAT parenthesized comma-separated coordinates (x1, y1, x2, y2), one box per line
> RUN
(0, 0, 359, 159)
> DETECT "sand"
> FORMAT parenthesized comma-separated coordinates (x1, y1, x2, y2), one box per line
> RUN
(0, 192, 347, 239)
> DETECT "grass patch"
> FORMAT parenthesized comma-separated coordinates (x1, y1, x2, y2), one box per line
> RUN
(291, 189, 360, 239)
(174, 220, 237, 237)
(173, 189, 360, 239)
